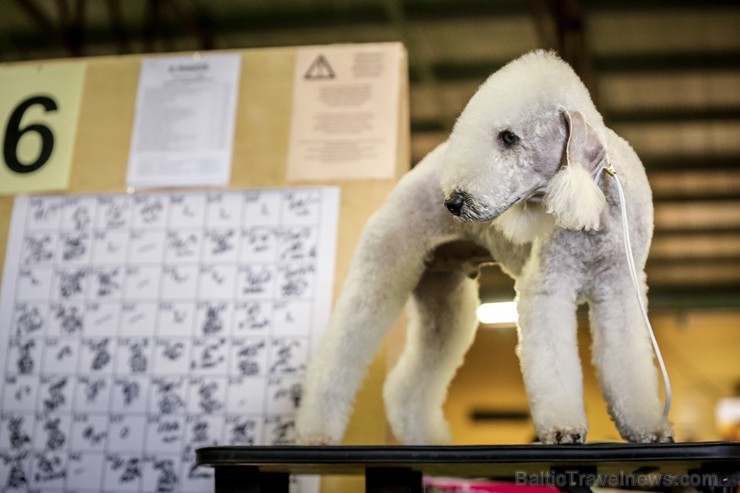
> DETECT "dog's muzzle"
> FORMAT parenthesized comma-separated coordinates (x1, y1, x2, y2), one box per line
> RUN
(444, 190, 523, 222)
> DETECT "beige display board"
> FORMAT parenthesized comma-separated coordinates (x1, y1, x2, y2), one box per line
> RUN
(0, 43, 409, 492)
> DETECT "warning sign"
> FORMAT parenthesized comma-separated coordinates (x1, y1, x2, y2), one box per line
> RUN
(304, 54, 335, 80)
(288, 43, 404, 181)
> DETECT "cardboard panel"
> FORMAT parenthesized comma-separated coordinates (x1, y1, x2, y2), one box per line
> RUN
(0, 44, 409, 492)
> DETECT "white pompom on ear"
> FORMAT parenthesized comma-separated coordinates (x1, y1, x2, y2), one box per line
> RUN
(494, 201, 555, 244)
(544, 164, 606, 231)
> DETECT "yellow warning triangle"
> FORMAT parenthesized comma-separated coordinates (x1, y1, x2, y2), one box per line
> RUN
(304, 54, 335, 80)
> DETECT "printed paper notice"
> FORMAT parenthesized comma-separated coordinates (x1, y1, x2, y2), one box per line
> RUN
(126, 54, 241, 189)
(287, 43, 404, 181)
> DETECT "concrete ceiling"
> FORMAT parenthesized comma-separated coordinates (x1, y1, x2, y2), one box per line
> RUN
(1, 0, 739, 309)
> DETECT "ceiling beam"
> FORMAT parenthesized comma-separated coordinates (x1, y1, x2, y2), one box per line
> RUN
(478, 267, 740, 309)
(15, 0, 86, 57)
(530, 0, 598, 101)
(204, 3, 388, 32)
(469, 409, 530, 422)
(476, 257, 740, 275)
(383, 0, 436, 86)
(427, 60, 506, 82)
(14, 0, 69, 53)
(15, 0, 58, 36)
(606, 107, 740, 125)
(162, 0, 214, 51)
(68, 0, 86, 57)
(410, 119, 449, 134)
(581, 0, 739, 11)
(5, 1, 739, 60)
(105, 0, 130, 54)
(143, 0, 161, 52)
(412, 106, 740, 133)
(652, 192, 740, 203)
(595, 52, 740, 73)
(654, 227, 740, 237)
(422, 50, 740, 83)
(641, 156, 740, 172)
(384, 0, 737, 21)
(648, 288, 740, 310)
(403, 0, 527, 19)
(647, 256, 740, 267)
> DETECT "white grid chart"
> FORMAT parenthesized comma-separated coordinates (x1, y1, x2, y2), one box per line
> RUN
(0, 188, 339, 492)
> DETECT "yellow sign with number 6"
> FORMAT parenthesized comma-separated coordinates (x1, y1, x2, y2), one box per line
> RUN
(0, 62, 86, 194)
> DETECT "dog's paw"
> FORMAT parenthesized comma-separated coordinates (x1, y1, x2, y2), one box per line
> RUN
(645, 431, 674, 443)
(623, 428, 674, 444)
(297, 434, 338, 446)
(539, 427, 587, 444)
(617, 418, 674, 444)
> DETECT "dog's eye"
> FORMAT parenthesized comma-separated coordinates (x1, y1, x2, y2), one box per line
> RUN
(498, 130, 520, 147)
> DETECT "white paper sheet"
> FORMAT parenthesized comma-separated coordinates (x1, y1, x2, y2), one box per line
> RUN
(0, 188, 339, 492)
(126, 54, 241, 189)
(287, 43, 403, 181)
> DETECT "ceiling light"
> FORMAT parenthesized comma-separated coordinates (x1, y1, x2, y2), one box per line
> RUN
(477, 301, 518, 325)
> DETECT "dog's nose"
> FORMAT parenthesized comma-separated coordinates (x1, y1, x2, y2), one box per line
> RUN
(444, 193, 465, 216)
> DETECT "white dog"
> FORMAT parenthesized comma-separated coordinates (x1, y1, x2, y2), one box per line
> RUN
(296, 50, 674, 445)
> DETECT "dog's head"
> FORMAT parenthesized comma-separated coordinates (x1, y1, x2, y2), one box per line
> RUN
(440, 50, 609, 242)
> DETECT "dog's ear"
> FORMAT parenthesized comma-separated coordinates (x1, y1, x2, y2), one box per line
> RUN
(543, 110, 607, 231)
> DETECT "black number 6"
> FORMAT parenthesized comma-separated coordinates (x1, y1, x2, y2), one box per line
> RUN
(3, 95, 58, 174)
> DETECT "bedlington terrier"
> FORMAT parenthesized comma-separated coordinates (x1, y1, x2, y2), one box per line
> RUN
(296, 50, 674, 445)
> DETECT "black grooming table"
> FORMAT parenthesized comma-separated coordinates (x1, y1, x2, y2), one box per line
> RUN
(196, 442, 740, 493)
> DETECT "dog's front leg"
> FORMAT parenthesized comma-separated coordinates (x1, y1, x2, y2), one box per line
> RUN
(515, 249, 588, 444)
(588, 277, 674, 443)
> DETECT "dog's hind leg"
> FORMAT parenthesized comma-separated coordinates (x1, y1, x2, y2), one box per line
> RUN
(588, 278, 674, 443)
(296, 173, 454, 444)
(383, 268, 479, 445)
(296, 144, 457, 444)
(295, 212, 430, 444)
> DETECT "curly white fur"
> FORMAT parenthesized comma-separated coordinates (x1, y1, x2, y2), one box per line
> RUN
(296, 50, 673, 446)
(545, 165, 606, 230)
(494, 201, 555, 245)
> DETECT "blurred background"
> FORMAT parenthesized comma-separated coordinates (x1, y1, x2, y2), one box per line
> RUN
(1, 0, 738, 442)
